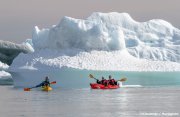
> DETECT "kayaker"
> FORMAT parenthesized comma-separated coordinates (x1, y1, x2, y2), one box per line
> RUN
(35, 76, 50, 88)
(108, 75, 117, 85)
(100, 77, 108, 86)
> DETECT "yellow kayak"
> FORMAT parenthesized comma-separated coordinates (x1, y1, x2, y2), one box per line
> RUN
(41, 86, 52, 91)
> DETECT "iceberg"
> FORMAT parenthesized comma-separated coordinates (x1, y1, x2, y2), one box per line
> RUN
(0, 70, 12, 85)
(9, 12, 180, 72)
(0, 61, 12, 85)
(0, 40, 34, 65)
(0, 40, 33, 85)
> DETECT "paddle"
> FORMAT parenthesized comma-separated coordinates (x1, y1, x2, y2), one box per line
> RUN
(89, 74, 98, 81)
(117, 77, 127, 82)
(50, 81, 56, 84)
(24, 81, 56, 91)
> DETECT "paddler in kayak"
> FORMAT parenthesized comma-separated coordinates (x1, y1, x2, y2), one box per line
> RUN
(97, 76, 108, 86)
(35, 76, 50, 88)
(108, 75, 117, 85)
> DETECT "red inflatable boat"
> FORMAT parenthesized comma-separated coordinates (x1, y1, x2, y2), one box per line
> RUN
(90, 83, 119, 89)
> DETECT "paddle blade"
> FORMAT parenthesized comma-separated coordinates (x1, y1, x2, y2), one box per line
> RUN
(50, 81, 56, 84)
(24, 88, 31, 91)
(119, 78, 127, 82)
(89, 74, 94, 78)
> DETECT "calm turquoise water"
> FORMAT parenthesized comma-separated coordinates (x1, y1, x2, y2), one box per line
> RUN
(11, 69, 180, 88)
(2, 70, 179, 117)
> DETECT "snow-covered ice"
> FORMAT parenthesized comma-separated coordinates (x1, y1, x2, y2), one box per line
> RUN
(10, 49, 180, 71)
(0, 40, 34, 65)
(9, 12, 180, 71)
(0, 61, 9, 70)
(0, 70, 11, 79)
(0, 70, 12, 85)
(0, 61, 12, 84)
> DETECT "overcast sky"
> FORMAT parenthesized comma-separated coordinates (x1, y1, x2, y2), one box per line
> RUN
(0, 0, 180, 43)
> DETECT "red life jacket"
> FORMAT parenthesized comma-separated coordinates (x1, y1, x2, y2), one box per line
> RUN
(112, 79, 116, 83)
(101, 79, 108, 85)
(109, 79, 116, 85)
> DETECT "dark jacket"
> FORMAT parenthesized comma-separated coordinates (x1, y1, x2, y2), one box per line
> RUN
(36, 81, 50, 87)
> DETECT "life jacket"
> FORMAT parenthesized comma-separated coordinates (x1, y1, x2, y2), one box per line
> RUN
(109, 79, 116, 85)
(101, 79, 108, 86)
(100, 80, 104, 84)
(42, 81, 50, 86)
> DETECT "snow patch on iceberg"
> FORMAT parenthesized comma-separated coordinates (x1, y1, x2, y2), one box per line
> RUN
(10, 49, 180, 71)
(0, 70, 12, 85)
(0, 70, 11, 78)
(0, 61, 9, 70)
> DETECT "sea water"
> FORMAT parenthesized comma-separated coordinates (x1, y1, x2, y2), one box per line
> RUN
(0, 86, 180, 117)
(1, 70, 180, 117)
(11, 69, 180, 88)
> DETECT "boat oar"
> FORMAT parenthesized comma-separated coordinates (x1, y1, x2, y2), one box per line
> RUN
(50, 81, 56, 84)
(24, 81, 56, 91)
(117, 78, 127, 82)
(24, 87, 35, 91)
(89, 74, 98, 81)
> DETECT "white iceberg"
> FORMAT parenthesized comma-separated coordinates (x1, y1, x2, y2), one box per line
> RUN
(0, 40, 34, 65)
(9, 12, 180, 71)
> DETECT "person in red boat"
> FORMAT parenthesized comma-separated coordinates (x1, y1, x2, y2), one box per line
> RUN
(97, 76, 108, 86)
(108, 75, 117, 85)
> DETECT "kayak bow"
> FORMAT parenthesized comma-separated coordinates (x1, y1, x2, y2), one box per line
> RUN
(41, 86, 52, 91)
